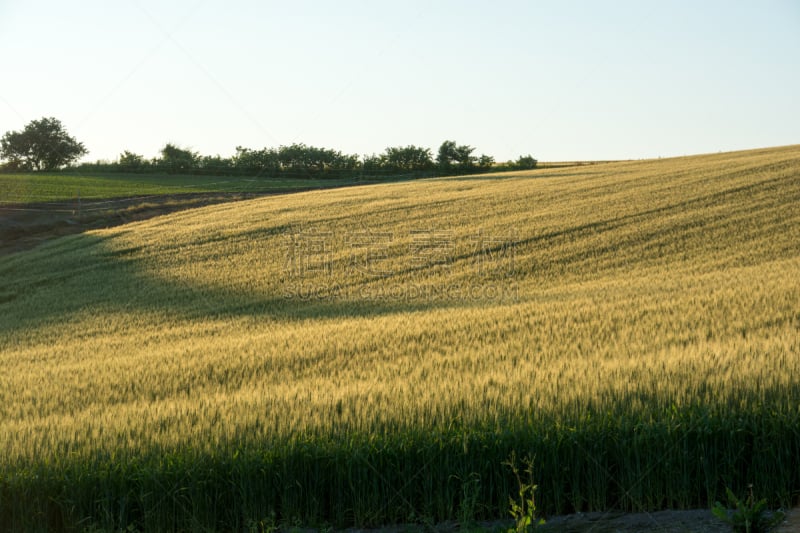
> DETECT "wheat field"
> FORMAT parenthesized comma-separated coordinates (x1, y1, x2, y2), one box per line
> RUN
(1, 146, 799, 530)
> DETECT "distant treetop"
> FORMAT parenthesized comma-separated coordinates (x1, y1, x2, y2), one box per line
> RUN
(0, 117, 87, 171)
(1, 119, 538, 177)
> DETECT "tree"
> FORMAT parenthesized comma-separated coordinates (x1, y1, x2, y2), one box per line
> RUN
(437, 140, 458, 169)
(383, 145, 433, 172)
(0, 117, 87, 171)
(515, 155, 538, 170)
(157, 143, 198, 173)
(361, 153, 383, 175)
(199, 154, 233, 174)
(478, 154, 495, 169)
(118, 150, 146, 171)
(454, 143, 476, 168)
(437, 140, 476, 171)
(276, 143, 358, 175)
(233, 146, 280, 174)
(436, 141, 478, 171)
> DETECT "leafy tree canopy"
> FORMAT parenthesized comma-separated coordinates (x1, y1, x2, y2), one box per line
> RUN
(159, 143, 198, 173)
(0, 117, 87, 171)
(383, 145, 433, 171)
(437, 140, 476, 169)
(516, 155, 538, 170)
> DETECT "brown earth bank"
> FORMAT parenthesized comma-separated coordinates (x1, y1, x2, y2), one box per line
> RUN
(0, 189, 330, 257)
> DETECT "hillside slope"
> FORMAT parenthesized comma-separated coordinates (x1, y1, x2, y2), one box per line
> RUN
(1, 146, 799, 529)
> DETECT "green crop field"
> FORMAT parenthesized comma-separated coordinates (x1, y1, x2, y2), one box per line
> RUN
(1, 146, 799, 531)
(0, 172, 358, 205)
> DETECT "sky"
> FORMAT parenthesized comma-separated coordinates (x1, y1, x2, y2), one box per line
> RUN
(0, 1, 798, 163)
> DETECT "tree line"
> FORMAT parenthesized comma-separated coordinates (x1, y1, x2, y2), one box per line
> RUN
(1, 117, 537, 178)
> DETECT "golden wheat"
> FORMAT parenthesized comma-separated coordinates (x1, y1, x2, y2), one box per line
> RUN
(1, 145, 798, 528)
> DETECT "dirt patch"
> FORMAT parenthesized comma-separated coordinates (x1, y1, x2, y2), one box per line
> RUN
(0, 189, 318, 257)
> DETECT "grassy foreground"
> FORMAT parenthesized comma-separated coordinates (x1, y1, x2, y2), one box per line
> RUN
(1, 146, 799, 530)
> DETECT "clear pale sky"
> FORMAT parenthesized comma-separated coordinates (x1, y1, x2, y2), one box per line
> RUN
(1, 1, 798, 163)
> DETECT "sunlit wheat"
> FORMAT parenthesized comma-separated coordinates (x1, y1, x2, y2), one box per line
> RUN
(1, 146, 798, 530)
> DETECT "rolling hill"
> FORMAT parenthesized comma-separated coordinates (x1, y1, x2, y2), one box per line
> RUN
(1, 145, 799, 530)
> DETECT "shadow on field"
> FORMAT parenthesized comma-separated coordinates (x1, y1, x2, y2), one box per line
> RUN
(0, 189, 335, 257)
(0, 231, 483, 339)
(2, 170, 797, 339)
(3, 222, 800, 531)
